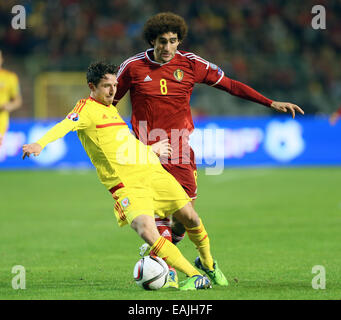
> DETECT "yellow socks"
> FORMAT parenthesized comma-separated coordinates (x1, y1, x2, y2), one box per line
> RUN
(150, 219, 214, 276)
(185, 219, 214, 271)
(151, 236, 200, 277)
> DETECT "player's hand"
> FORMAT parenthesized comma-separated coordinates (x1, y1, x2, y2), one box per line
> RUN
(151, 139, 172, 158)
(22, 143, 42, 160)
(271, 101, 304, 119)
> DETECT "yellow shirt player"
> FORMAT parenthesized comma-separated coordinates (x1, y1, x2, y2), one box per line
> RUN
(22, 62, 228, 291)
(0, 50, 22, 147)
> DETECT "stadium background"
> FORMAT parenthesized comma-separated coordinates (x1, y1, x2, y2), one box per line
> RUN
(1, 0, 341, 117)
(0, 0, 340, 168)
(1, 0, 341, 300)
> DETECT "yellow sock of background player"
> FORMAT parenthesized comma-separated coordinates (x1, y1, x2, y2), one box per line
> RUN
(185, 219, 214, 271)
(151, 236, 201, 277)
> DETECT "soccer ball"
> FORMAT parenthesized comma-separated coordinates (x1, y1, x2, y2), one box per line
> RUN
(133, 255, 169, 290)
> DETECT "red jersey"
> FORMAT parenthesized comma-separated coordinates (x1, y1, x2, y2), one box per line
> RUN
(114, 49, 272, 163)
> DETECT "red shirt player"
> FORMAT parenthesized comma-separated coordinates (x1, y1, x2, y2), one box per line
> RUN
(113, 13, 304, 278)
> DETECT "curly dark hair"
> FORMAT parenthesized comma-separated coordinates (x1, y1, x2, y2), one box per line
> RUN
(86, 61, 118, 86)
(143, 12, 188, 46)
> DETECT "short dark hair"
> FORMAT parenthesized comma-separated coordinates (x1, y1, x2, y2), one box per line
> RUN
(86, 62, 118, 86)
(143, 12, 188, 46)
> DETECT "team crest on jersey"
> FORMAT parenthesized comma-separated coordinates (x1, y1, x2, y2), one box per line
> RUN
(67, 112, 79, 121)
(121, 197, 130, 208)
(173, 69, 184, 81)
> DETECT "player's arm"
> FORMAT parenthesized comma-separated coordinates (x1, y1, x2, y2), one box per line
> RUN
(22, 108, 91, 160)
(22, 118, 77, 160)
(194, 57, 304, 118)
(215, 77, 304, 119)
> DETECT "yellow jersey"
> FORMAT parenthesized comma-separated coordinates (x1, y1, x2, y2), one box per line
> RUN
(0, 68, 20, 134)
(37, 96, 161, 191)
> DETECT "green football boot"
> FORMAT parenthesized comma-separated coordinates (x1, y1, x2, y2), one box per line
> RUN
(163, 268, 179, 289)
(179, 275, 212, 291)
(194, 257, 228, 286)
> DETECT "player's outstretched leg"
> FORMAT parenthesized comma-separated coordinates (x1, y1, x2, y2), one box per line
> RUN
(131, 214, 212, 291)
(139, 217, 179, 289)
(139, 217, 173, 257)
(173, 204, 228, 287)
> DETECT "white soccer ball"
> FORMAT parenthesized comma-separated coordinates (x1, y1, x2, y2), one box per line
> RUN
(133, 255, 169, 290)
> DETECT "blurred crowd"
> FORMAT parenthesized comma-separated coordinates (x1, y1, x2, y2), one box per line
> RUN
(0, 0, 340, 115)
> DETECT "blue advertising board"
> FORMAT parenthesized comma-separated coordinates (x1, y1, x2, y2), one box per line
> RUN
(0, 116, 340, 170)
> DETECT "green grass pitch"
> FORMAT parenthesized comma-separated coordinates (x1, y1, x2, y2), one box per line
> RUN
(0, 168, 340, 300)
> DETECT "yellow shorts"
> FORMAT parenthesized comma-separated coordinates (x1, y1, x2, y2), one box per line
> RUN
(112, 166, 191, 227)
(0, 111, 9, 135)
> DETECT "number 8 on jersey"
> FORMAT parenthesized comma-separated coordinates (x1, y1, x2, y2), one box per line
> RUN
(160, 79, 168, 95)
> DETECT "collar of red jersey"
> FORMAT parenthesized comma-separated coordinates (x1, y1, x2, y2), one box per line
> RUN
(145, 48, 181, 66)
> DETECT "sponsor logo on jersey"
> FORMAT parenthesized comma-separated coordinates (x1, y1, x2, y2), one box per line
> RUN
(144, 75, 152, 82)
(67, 113, 79, 121)
(121, 197, 130, 208)
(218, 67, 223, 76)
(102, 114, 109, 119)
(173, 69, 184, 81)
(209, 62, 218, 70)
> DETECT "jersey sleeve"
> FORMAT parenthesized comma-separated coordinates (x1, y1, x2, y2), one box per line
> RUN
(192, 55, 225, 86)
(192, 54, 272, 107)
(37, 100, 92, 149)
(113, 60, 132, 106)
(214, 77, 273, 107)
(67, 99, 92, 131)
